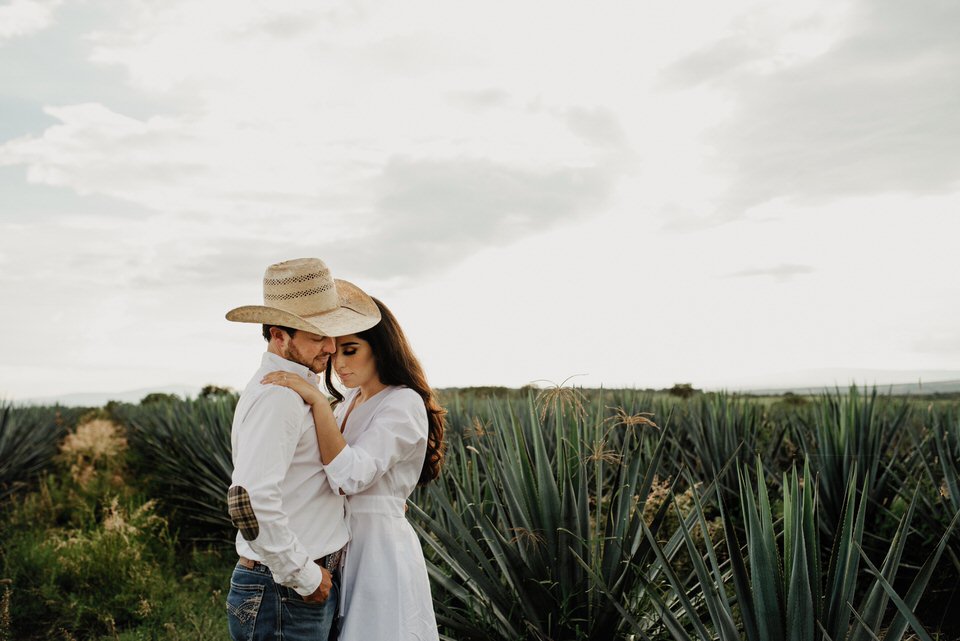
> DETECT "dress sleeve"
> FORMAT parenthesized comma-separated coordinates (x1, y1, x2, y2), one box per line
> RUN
(228, 387, 324, 596)
(323, 388, 427, 495)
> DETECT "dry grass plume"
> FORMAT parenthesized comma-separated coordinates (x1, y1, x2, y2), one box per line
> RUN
(533, 376, 587, 422)
(58, 419, 127, 487)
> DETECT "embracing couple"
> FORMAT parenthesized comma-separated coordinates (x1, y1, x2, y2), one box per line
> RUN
(223, 258, 444, 641)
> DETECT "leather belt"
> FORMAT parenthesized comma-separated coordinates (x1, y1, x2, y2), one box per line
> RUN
(239, 547, 344, 572)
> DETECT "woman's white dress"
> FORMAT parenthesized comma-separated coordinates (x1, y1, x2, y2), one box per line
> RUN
(324, 385, 439, 641)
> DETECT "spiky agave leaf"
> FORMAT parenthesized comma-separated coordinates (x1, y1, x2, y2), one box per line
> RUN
(0, 403, 71, 500)
(115, 395, 235, 540)
(408, 391, 679, 641)
(632, 459, 948, 641)
(793, 387, 913, 542)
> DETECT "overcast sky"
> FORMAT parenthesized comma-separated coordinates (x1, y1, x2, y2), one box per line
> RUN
(2, 0, 959, 401)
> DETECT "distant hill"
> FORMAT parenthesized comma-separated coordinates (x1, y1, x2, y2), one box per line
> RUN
(741, 379, 960, 396)
(18, 385, 202, 408)
(710, 368, 960, 396)
(11, 369, 960, 407)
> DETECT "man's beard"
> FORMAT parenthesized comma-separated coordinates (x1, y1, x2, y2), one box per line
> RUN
(283, 341, 329, 374)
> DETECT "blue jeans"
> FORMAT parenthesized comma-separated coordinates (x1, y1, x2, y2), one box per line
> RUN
(227, 561, 339, 641)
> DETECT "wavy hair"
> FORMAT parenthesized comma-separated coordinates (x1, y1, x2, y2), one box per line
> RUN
(325, 298, 445, 484)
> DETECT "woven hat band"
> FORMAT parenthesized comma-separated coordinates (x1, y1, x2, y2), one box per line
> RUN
(261, 261, 339, 316)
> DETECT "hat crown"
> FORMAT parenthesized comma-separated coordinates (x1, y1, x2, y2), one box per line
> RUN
(262, 258, 339, 316)
(226, 258, 381, 337)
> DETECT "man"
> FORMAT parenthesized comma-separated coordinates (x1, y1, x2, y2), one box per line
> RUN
(224, 258, 380, 641)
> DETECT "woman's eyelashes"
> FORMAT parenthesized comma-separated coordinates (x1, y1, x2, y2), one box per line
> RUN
(341, 349, 357, 356)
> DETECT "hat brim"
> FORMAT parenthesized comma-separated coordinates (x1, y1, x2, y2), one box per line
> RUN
(226, 279, 381, 337)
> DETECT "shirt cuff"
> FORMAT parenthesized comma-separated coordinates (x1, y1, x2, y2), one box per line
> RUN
(289, 559, 324, 597)
(324, 444, 354, 491)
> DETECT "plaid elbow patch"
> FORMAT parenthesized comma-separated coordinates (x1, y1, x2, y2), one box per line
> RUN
(227, 486, 259, 541)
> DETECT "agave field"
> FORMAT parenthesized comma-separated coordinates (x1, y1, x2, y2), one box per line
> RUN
(2, 386, 960, 640)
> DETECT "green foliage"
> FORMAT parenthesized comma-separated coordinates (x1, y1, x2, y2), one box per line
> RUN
(914, 406, 960, 520)
(409, 393, 676, 641)
(4, 491, 170, 636)
(792, 387, 913, 540)
(669, 383, 700, 399)
(424, 387, 960, 640)
(636, 462, 957, 641)
(781, 392, 810, 406)
(899, 403, 960, 617)
(0, 403, 71, 501)
(5, 386, 960, 639)
(0, 423, 230, 641)
(140, 393, 183, 405)
(200, 385, 235, 399)
(672, 392, 785, 501)
(115, 396, 236, 542)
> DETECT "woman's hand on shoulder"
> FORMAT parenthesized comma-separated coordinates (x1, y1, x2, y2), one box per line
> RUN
(261, 371, 325, 406)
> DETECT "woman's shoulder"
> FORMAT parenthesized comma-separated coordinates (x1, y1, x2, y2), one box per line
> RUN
(383, 386, 426, 412)
(384, 385, 420, 402)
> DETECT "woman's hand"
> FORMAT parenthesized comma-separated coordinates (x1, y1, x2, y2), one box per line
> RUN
(263, 371, 345, 465)
(261, 371, 326, 406)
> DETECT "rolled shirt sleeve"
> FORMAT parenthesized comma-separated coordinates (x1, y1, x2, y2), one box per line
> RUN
(229, 387, 323, 596)
(325, 388, 428, 496)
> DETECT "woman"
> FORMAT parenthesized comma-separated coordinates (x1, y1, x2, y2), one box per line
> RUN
(262, 297, 445, 641)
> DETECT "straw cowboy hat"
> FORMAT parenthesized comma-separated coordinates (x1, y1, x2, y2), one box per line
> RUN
(226, 258, 380, 336)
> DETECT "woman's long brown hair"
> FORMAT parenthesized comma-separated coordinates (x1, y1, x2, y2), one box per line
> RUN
(325, 298, 445, 485)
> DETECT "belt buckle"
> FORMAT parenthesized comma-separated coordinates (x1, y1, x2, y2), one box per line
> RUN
(321, 548, 343, 571)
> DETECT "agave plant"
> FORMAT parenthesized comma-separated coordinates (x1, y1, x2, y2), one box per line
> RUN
(408, 390, 682, 641)
(673, 392, 785, 502)
(0, 403, 71, 501)
(927, 407, 958, 499)
(632, 461, 957, 641)
(900, 405, 960, 577)
(792, 386, 914, 540)
(114, 395, 236, 541)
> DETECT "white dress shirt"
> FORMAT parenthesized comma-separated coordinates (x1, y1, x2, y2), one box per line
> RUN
(230, 351, 349, 596)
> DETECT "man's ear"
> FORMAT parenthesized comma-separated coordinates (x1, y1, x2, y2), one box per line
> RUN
(269, 326, 289, 348)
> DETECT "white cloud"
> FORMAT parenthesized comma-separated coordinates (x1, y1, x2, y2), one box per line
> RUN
(0, 0, 60, 41)
(2, 0, 959, 400)
(661, 0, 960, 221)
(1, 1, 639, 285)
(727, 264, 815, 282)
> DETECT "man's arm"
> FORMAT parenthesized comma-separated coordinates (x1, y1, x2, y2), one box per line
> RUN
(229, 387, 326, 597)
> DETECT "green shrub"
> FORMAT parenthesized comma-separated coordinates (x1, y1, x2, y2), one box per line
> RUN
(0, 415, 231, 641)
(114, 396, 236, 542)
(2, 480, 171, 638)
(0, 403, 71, 501)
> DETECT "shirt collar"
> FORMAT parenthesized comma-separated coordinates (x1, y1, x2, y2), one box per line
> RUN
(261, 351, 321, 385)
